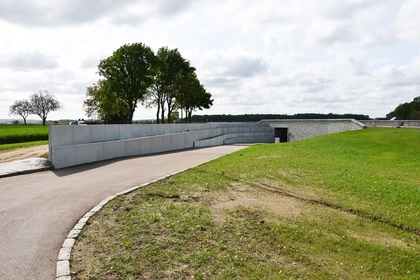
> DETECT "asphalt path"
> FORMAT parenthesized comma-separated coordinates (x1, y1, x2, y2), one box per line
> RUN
(0, 145, 248, 280)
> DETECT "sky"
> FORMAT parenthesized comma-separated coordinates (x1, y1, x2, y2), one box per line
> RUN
(1, 0, 419, 121)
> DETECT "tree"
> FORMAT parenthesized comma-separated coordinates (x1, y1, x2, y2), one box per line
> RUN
(9, 99, 32, 125)
(176, 72, 213, 123)
(387, 96, 420, 120)
(30, 90, 62, 125)
(83, 79, 130, 123)
(97, 43, 155, 124)
(147, 47, 192, 124)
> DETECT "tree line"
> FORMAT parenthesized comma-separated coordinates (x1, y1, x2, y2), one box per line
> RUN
(386, 96, 420, 120)
(9, 90, 62, 125)
(191, 113, 370, 123)
(83, 43, 213, 124)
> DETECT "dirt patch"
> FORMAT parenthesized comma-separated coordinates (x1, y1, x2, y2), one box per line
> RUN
(0, 145, 48, 163)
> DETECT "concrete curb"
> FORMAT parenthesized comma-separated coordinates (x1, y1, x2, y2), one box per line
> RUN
(0, 158, 54, 178)
(55, 166, 195, 279)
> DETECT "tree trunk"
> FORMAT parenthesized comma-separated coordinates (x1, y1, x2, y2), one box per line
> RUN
(128, 108, 134, 124)
(160, 103, 165, 124)
(156, 102, 160, 124)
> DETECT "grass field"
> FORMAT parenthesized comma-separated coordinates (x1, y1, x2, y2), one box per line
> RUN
(0, 124, 48, 145)
(71, 128, 420, 279)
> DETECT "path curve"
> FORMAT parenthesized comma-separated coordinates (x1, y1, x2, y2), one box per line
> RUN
(0, 145, 248, 280)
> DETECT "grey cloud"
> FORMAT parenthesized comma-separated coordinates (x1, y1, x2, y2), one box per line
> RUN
(324, 0, 392, 20)
(154, 0, 194, 16)
(205, 55, 267, 78)
(2, 52, 59, 70)
(0, 0, 194, 27)
(110, 0, 194, 26)
(0, 0, 125, 26)
(204, 77, 240, 88)
(225, 57, 267, 77)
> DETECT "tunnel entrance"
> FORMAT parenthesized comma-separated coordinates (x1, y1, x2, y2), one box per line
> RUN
(274, 128, 288, 143)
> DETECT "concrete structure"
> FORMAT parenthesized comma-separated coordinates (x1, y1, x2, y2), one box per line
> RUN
(49, 119, 367, 169)
(360, 120, 420, 128)
(259, 119, 366, 142)
(49, 123, 274, 169)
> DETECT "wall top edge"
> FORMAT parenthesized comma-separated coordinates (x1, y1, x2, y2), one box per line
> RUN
(259, 119, 358, 122)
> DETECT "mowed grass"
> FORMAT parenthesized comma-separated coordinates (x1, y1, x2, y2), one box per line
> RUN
(71, 128, 420, 279)
(0, 124, 48, 147)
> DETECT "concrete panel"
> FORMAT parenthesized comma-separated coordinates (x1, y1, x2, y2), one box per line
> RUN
(103, 141, 125, 160)
(158, 125, 168, 135)
(119, 125, 132, 139)
(105, 125, 121, 141)
(90, 126, 106, 143)
(146, 135, 162, 154)
(51, 146, 76, 169)
(170, 133, 185, 150)
(162, 134, 172, 152)
(149, 125, 159, 136)
(131, 125, 142, 138)
(75, 143, 103, 165)
(124, 139, 140, 157)
(73, 126, 92, 145)
(137, 125, 151, 137)
(138, 137, 151, 155)
(49, 126, 74, 148)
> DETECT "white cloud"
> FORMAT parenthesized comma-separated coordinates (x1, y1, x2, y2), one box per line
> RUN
(0, 0, 419, 121)
(1, 51, 59, 70)
(394, 0, 420, 44)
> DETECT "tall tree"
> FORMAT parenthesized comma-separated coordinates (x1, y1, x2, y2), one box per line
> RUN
(9, 99, 32, 125)
(177, 72, 213, 123)
(83, 79, 130, 123)
(147, 47, 192, 123)
(97, 43, 155, 124)
(30, 90, 62, 125)
(387, 96, 420, 120)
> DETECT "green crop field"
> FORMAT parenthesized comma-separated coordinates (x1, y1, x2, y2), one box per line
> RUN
(0, 124, 48, 145)
(71, 128, 420, 279)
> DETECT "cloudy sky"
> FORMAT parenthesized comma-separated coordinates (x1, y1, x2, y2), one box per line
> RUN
(1, 0, 419, 121)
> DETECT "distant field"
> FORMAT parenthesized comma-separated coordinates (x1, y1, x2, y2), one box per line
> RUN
(72, 128, 420, 279)
(0, 124, 48, 145)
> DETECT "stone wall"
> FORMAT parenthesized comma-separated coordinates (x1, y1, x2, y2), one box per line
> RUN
(360, 120, 420, 128)
(259, 119, 366, 142)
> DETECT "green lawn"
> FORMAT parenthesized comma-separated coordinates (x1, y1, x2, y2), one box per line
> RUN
(71, 128, 420, 279)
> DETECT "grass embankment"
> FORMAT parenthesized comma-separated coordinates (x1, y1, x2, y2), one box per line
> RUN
(71, 128, 420, 279)
(0, 125, 48, 151)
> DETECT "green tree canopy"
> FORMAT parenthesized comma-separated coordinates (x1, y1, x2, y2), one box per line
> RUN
(147, 47, 192, 123)
(177, 72, 213, 123)
(387, 96, 420, 120)
(98, 43, 155, 124)
(83, 79, 130, 123)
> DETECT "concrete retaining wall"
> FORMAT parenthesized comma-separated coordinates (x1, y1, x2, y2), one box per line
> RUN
(49, 123, 274, 169)
(259, 119, 366, 142)
(49, 120, 369, 169)
(360, 120, 420, 128)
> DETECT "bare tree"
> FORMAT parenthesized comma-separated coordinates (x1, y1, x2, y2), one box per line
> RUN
(9, 99, 32, 125)
(30, 90, 62, 125)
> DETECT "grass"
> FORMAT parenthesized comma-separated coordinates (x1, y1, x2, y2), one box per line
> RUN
(0, 124, 48, 145)
(71, 128, 420, 279)
(0, 140, 49, 152)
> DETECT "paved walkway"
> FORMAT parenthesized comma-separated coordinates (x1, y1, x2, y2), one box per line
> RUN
(0, 145, 248, 280)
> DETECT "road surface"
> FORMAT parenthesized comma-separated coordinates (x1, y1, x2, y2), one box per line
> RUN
(0, 145, 248, 280)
